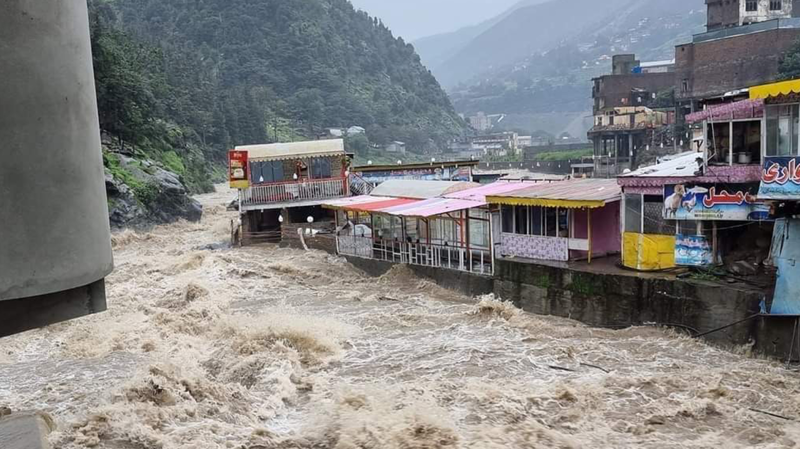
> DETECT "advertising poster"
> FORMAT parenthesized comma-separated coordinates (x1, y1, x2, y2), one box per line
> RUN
(759, 157, 800, 200)
(663, 184, 770, 221)
(675, 234, 713, 267)
(228, 150, 250, 190)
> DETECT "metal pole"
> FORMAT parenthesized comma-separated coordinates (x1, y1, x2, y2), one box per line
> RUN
(588, 209, 593, 264)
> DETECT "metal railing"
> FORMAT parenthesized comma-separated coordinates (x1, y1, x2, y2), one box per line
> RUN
(241, 177, 347, 206)
(337, 235, 493, 275)
(349, 173, 376, 196)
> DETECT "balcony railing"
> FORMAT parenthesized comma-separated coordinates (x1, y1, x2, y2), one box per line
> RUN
(337, 235, 493, 275)
(241, 177, 347, 207)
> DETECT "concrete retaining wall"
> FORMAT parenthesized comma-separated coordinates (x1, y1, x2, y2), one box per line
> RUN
(343, 256, 494, 298)
(338, 250, 787, 358)
(493, 259, 763, 347)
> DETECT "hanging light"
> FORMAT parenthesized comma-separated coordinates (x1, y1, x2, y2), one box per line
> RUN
(293, 173, 299, 180)
(345, 170, 350, 177)
(397, 160, 402, 165)
(259, 175, 264, 183)
(278, 215, 284, 223)
(367, 160, 373, 165)
(307, 216, 314, 223)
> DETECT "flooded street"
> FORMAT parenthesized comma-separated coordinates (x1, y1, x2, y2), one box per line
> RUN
(2, 187, 800, 448)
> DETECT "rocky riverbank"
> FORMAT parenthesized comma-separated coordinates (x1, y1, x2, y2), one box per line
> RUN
(101, 135, 211, 228)
(105, 153, 203, 228)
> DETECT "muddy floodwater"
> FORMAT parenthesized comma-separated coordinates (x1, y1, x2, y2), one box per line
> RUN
(2, 187, 800, 448)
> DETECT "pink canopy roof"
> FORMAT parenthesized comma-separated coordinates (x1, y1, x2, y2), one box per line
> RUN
(381, 182, 536, 218)
(444, 181, 539, 201)
(685, 98, 764, 124)
(380, 198, 480, 218)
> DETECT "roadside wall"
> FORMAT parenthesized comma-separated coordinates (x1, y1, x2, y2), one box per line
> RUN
(493, 258, 764, 347)
(336, 250, 788, 358)
(343, 256, 494, 298)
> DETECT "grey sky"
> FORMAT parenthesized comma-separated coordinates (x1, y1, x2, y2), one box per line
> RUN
(349, 0, 520, 41)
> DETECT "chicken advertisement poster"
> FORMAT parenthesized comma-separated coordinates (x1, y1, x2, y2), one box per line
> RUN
(663, 184, 770, 221)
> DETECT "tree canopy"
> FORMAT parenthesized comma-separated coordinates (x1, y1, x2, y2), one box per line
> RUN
(89, 0, 466, 185)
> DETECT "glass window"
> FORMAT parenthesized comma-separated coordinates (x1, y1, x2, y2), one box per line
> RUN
(545, 208, 558, 237)
(250, 161, 264, 183)
(746, 0, 757, 11)
(530, 206, 543, 236)
(558, 209, 569, 238)
(311, 158, 332, 179)
(766, 104, 800, 156)
(501, 205, 514, 233)
(515, 206, 529, 235)
(272, 161, 284, 182)
(770, 0, 782, 11)
(625, 194, 642, 233)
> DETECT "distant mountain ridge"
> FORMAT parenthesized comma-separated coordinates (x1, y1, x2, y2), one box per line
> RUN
(415, 0, 703, 88)
(416, 0, 705, 137)
(413, 0, 548, 77)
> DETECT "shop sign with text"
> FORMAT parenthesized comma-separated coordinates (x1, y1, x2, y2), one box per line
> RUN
(663, 184, 770, 221)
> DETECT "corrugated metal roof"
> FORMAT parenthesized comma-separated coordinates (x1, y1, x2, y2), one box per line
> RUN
(444, 181, 537, 201)
(381, 198, 480, 218)
(487, 178, 621, 208)
(237, 139, 345, 161)
(620, 151, 701, 178)
(322, 195, 418, 212)
(370, 180, 479, 199)
(323, 196, 385, 209)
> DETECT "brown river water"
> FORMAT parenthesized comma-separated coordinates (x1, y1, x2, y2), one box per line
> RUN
(2, 187, 800, 448)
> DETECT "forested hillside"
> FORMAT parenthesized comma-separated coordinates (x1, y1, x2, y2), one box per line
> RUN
(89, 0, 466, 225)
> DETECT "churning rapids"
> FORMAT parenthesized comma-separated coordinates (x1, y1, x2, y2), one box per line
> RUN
(2, 187, 800, 448)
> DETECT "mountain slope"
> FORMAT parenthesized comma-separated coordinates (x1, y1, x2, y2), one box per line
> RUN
(90, 0, 468, 226)
(428, 0, 638, 88)
(95, 0, 466, 160)
(413, 0, 548, 74)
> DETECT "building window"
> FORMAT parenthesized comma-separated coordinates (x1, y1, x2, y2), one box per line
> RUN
(310, 158, 332, 179)
(770, 0, 782, 11)
(681, 79, 689, 93)
(502, 205, 514, 233)
(766, 104, 800, 156)
(250, 160, 285, 184)
(746, 0, 758, 11)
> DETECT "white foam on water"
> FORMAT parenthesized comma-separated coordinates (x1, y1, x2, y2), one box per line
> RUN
(1, 186, 799, 448)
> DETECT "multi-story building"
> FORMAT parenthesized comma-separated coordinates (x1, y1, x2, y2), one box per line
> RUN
(230, 139, 361, 246)
(468, 112, 492, 132)
(589, 54, 677, 177)
(706, 0, 798, 30)
(449, 132, 520, 158)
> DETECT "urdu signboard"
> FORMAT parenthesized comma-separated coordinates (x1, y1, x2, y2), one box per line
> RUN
(759, 157, 800, 200)
(675, 234, 713, 267)
(663, 184, 770, 221)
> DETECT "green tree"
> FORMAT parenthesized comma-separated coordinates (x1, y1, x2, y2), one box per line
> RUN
(780, 37, 800, 80)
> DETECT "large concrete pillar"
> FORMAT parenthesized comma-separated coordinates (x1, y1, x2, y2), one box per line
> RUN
(0, 1, 112, 333)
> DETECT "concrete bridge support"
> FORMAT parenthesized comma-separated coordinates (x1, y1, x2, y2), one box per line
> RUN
(0, 1, 113, 334)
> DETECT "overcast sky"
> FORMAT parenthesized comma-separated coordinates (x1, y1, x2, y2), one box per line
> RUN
(349, 0, 520, 41)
